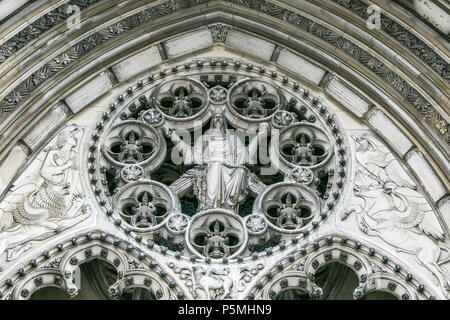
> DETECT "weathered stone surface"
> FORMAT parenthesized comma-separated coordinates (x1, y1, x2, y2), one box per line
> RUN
(0, 1, 448, 301)
(224, 29, 275, 61)
(276, 49, 326, 85)
(64, 72, 113, 114)
(164, 28, 213, 59)
(21, 103, 70, 150)
(406, 149, 447, 203)
(325, 76, 371, 118)
(111, 46, 162, 82)
(438, 196, 450, 233)
(0, 0, 30, 22)
(413, 0, 450, 35)
(0, 144, 28, 195)
(366, 108, 414, 156)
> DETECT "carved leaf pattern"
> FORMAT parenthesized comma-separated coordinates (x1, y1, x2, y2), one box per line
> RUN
(0, 0, 447, 144)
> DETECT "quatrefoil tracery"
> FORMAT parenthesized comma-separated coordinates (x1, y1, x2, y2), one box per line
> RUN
(187, 209, 247, 260)
(229, 80, 282, 121)
(95, 62, 340, 261)
(114, 181, 180, 232)
(102, 120, 166, 171)
(152, 79, 208, 121)
(278, 123, 333, 169)
(256, 182, 320, 233)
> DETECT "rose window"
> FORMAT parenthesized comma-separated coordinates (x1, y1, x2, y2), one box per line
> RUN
(90, 59, 344, 271)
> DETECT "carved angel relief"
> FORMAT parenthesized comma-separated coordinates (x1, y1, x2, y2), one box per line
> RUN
(0, 126, 91, 261)
(345, 134, 450, 297)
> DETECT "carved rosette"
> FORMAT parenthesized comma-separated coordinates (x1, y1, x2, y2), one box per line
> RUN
(166, 213, 190, 235)
(140, 108, 164, 127)
(244, 214, 268, 236)
(209, 86, 228, 104)
(271, 110, 297, 129)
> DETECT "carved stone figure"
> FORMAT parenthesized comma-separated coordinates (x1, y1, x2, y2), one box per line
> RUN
(167, 110, 252, 212)
(347, 135, 450, 296)
(192, 266, 234, 300)
(0, 127, 91, 260)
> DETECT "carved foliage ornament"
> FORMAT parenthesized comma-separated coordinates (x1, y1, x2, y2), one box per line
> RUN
(5, 59, 443, 299)
(0, 0, 446, 144)
(92, 62, 343, 263)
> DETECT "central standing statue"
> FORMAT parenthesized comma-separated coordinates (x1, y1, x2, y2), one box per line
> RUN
(165, 110, 249, 212)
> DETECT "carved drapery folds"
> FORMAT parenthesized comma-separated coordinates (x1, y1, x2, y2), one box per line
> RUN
(0, 58, 448, 300)
(91, 60, 345, 264)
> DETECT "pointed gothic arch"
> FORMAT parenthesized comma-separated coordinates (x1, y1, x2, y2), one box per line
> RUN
(0, 0, 448, 300)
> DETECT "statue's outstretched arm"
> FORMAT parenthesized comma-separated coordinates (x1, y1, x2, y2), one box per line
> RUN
(248, 122, 270, 163)
(162, 127, 194, 163)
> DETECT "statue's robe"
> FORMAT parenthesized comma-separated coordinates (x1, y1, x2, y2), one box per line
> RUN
(186, 132, 248, 211)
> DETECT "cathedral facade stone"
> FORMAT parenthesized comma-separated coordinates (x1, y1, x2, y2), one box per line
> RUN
(0, 0, 448, 300)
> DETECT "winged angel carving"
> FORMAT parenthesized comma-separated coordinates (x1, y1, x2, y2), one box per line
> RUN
(0, 127, 91, 261)
(344, 134, 450, 296)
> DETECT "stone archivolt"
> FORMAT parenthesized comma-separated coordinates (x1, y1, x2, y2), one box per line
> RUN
(0, 0, 447, 145)
(0, 0, 448, 300)
(0, 56, 448, 300)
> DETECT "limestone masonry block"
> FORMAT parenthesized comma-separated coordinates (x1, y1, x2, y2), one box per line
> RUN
(325, 76, 371, 118)
(406, 149, 447, 203)
(225, 29, 275, 61)
(111, 46, 162, 82)
(164, 28, 213, 59)
(0, 144, 28, 195)
(366, 108, 413, 156)
(277, 49, 326, 85)
(64, 72, 113, 114)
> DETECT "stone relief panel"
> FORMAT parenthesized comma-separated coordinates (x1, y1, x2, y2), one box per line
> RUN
(341, 133, 450, 299)
(0, 57, 447, 300)
(0, 126, 92, 262)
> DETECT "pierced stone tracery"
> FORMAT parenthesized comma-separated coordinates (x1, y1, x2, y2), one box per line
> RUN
(0, 57, 446, 301)
(91, 58, 346, 266)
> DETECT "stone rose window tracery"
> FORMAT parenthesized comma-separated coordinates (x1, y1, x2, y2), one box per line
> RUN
(102, 121, 165, 168)
(279, 124, 332, 168)
(85, 59, 350, 296)
(152, 79, 208, 121)
(91, 60, 345, 261)
(229, 80, 282, 121)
